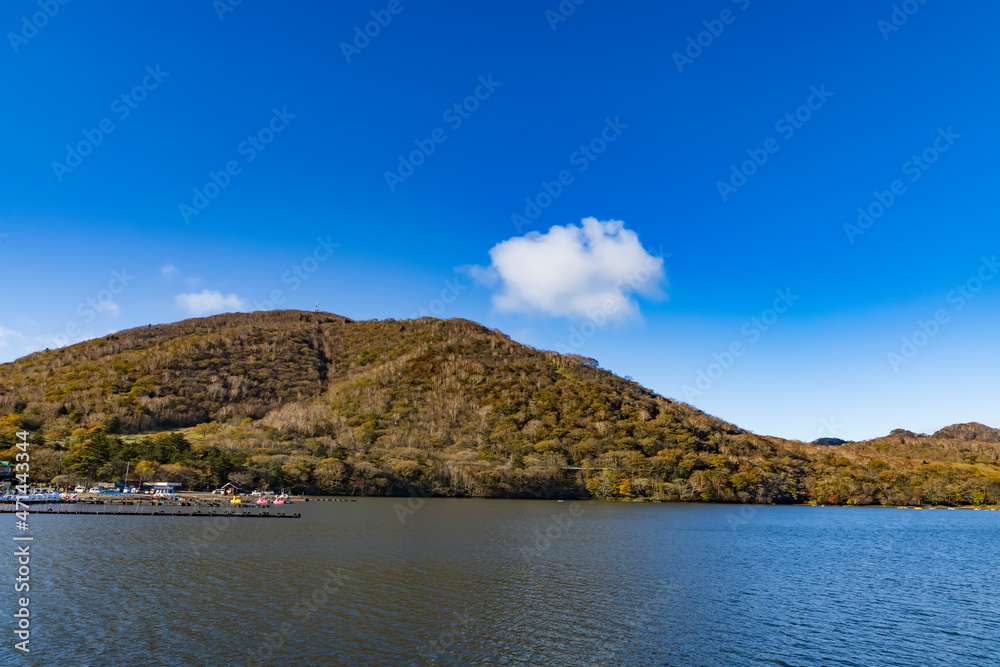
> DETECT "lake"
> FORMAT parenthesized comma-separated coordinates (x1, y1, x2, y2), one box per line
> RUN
(5, 500, 999, 665)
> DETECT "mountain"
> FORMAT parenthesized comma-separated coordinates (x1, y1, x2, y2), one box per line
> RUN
(1, 310, 999, 506)
(933, 422, 1000, 443)
(812, 438, 849, 447)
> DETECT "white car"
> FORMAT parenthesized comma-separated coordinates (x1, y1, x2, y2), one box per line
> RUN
(74, 486, 86, 493)
(87, 487, 101, 493)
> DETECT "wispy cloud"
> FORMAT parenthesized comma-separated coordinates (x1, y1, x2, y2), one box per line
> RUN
(0, 326, 24, 348)
(467, 218, 666, 321)
(162, 263, 200, 287)
(96, 300, 120, 315)
(175, 290, 247, 316)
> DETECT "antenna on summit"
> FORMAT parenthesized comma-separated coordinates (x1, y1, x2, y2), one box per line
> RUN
(315, 301, 319, 313)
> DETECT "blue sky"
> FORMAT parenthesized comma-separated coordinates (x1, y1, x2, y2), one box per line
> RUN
(1, 0, 998, 441)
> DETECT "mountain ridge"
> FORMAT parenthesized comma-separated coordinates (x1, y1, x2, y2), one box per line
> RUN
(1, 310, 998, 505)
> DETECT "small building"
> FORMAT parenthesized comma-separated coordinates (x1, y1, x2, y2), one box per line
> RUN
(0, 461, 12, 483)
(149, 482, 183, 495)
(216, 482, 241, 495)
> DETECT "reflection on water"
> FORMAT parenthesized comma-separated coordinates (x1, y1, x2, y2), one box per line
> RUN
(4, 500, 999, 665)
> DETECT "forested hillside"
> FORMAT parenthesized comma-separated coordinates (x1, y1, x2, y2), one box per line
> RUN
(1, 310, 998, 505)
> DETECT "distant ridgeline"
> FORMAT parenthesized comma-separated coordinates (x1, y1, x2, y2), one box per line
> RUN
(1, 310, 999, 506)
(812, 438, 849, 447)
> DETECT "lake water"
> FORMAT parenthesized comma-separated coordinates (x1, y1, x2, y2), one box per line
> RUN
(4, 500, 999, 665)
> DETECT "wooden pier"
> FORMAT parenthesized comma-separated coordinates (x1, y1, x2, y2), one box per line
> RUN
(0, 495, 361, 517)
(0, 502, 301, 518)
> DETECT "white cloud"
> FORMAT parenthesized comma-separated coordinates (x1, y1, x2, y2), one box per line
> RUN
(96, 300, 120, 315)
(468, 218, 666, 321)
(0, 326, 24, 348)
(161, 263, 178, 278)
(175, 290, 247, 316)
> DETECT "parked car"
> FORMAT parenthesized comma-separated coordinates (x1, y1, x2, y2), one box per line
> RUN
(74, 486, 86, 493)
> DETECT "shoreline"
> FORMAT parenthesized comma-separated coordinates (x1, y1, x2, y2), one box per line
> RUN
(9, 490, 999, 511)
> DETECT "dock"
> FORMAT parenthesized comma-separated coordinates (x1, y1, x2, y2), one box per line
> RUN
(0, 501, 301, 518)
